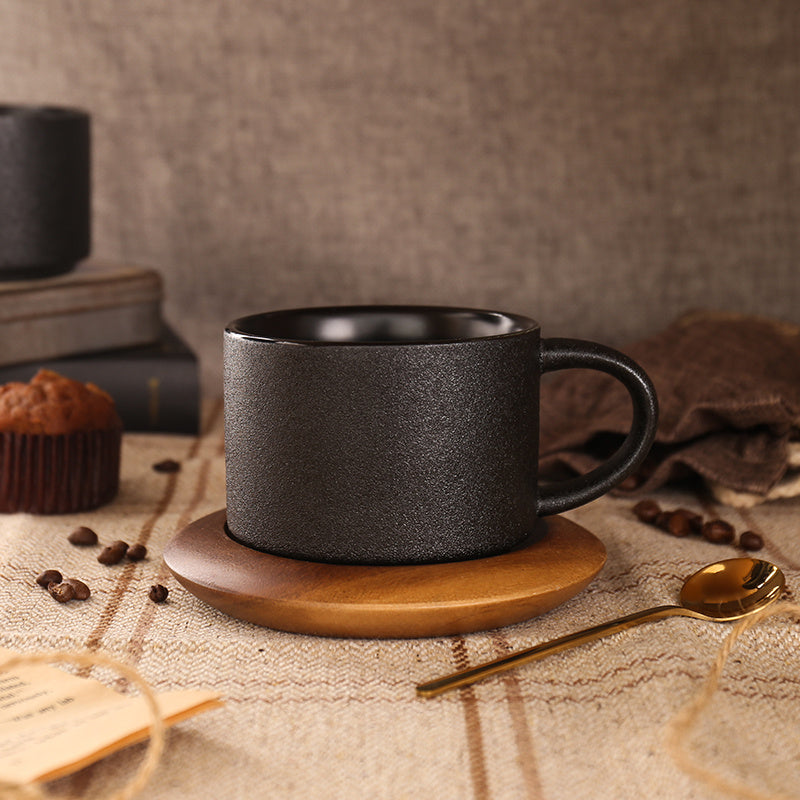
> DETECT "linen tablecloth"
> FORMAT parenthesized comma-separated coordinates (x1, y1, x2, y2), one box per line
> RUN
(0, 401, 798, 799)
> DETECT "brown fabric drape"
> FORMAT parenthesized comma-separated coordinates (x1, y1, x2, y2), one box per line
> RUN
(540, 311, 800, 498)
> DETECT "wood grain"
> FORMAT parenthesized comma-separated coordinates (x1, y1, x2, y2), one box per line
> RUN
(164, 509, 606, 638)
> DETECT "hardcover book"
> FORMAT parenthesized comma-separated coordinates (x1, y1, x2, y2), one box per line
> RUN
(0, 260, 162, 367)
(0, 325, 200, 434)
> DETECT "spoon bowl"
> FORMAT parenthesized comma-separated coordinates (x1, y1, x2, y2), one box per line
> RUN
(417, 557, 785, 698)
(679, 558, 784, 620)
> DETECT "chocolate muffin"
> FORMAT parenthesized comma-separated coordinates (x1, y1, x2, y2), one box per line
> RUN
(0, 370, 122, 513)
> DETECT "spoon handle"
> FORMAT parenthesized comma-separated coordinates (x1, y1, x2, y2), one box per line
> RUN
(417, 604, 697, 698)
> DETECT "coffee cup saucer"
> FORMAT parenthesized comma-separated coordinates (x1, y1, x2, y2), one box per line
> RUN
(163, 509, 606, 639)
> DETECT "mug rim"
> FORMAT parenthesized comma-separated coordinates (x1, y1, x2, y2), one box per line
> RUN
(225, 305, 540, 346)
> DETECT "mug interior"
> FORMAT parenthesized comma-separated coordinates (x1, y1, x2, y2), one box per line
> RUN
(227, 306, 537, 344)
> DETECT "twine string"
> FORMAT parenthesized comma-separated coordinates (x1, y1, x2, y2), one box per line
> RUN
(1, 604, 798, 798)
(0, 650, 165, 800)
(665, 601, 800, 800)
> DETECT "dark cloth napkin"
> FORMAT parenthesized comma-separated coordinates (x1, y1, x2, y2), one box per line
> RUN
(539, 311, 800, 501)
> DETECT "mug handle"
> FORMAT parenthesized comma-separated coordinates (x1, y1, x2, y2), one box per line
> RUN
(537, 338, 659, 517)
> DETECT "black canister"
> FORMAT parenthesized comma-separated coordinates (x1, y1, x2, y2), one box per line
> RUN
(0, 104, 90, 279)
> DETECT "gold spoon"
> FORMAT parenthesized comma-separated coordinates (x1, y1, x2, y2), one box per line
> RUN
(417, 557, 785, 698)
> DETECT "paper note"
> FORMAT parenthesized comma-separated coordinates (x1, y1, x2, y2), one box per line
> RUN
(0, 648, 222, 784)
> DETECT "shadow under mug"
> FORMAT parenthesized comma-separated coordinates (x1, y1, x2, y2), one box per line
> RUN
(223, 306, 658, 565)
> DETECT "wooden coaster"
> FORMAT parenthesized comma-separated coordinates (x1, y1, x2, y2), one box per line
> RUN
(163, 509, 606, 638)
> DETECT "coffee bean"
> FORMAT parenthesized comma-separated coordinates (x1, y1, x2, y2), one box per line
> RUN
(739, 530, 764, 551)
(653, 511, 673, 531)
(97, 547, 121, 565)
(148, 584, 169, 603)
(701, 519, 735, 545)
(665, 511, 691, 537)
(48, 582, 76, 603)
(153, 459, 181, 474)
(674, 508, 703, 535)
(633, 499, 661, 524)
(126, 544, 147, 562)
(97, 541, 128, 565)
(35, 569, 62, 588)
(67, 526, 98, 546)
(618, 474, 640, 492)
(65, 578, 91, 600)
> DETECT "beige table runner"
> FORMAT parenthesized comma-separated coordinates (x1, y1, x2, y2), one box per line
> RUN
(0, 401, 798, 799)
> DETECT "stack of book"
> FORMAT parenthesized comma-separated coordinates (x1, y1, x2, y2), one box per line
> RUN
(0, 261, 200, 434)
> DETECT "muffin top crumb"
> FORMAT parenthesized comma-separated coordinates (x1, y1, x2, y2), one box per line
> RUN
(0, 369, 122, 434)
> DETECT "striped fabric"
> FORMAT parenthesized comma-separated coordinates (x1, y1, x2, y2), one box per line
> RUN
(0, 402, 798, 799)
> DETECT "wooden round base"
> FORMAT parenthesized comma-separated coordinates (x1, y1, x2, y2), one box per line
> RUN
(163, 509, 606, 638)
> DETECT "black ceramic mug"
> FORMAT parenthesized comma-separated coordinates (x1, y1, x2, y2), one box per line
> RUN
(224, 306, 658, 565)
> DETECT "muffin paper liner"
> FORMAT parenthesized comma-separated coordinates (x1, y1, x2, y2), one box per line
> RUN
(0, 429, 121, 514)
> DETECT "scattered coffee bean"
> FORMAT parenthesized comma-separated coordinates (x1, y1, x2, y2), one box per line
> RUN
(631, 500, 774, 551)
(633, 499, 662, 524)
(632, 500, 745, 545)
(739, 530, 764, 551)
(701, 519, 735, 545)
(97, 540, 128, 565)
(653, 511, 673, 532)
(35, 569, 62, 588)
(48, 582, 76, 603)
(148, 584, 169, 603)
(665, 511, 691, 538)
(97, 547, 119, 565)
(67, 526, 98, 546)
(65, 578, 91, 600)
(126, 543, 147, 562)
(675, 508, 703, 535)
(153, 459, 181, 474)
